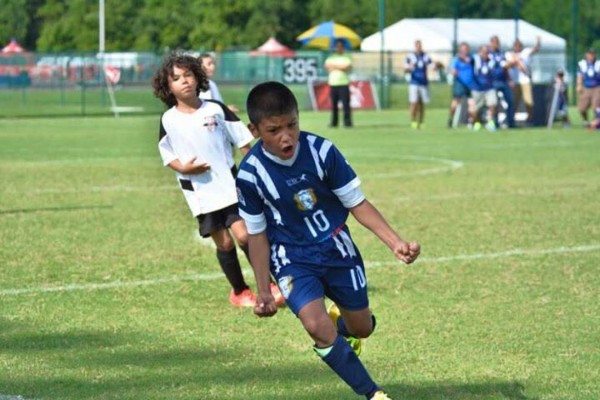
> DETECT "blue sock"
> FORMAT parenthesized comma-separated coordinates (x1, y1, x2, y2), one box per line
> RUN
(337, 314, 377, 337)
(317, 334, 379, 396)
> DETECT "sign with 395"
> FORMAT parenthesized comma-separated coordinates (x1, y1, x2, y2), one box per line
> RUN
(282, 57, 319, 83)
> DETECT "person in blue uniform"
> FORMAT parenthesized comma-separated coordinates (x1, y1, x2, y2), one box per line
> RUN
(577, 48, 600, 126)
(448, 42, 475, 128)
(236, 81, 420, 400)
(404, 40, 432, 129)
(489, 35, 515, 128)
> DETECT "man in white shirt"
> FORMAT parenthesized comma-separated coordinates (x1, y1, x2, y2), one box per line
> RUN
(507, 37, 541, 124)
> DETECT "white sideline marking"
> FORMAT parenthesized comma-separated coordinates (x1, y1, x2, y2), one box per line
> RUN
(0, 395, 29, 400)
(2, 156, 465, 196)
(2, 185, 177, 195)
(1, 244, 599, 297)
(353, 155, 464, 179)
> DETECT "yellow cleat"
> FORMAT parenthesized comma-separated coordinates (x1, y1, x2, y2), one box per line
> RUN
(327, 303, 362, 356)
(370, 390, 393, 400)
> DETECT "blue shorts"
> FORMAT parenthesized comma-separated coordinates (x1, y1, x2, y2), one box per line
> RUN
(272, 248, 369, 316)
(452, 80, 471, 99)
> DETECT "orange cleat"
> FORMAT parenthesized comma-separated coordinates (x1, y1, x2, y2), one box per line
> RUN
(270, 282, 286, 306)
(229, 288, 256, 307)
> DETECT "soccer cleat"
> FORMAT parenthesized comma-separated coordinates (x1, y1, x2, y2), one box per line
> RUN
(410, 121, 419, 129)
(327, 303, 363, 356)
(486, 120, 497, 131)
(370, 390, 393, 400)
(473, 122, 482, 131)
(270, 282, 286, 306)
(229, 288, 256, 307)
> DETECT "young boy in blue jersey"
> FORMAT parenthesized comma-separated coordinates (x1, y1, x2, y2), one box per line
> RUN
(236, 81, 420, 400)
(471, 45, 498, 131)
(404, 40, 432, 129)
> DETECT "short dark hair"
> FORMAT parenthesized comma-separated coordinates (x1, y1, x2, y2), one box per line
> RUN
(246, 81, 298, 125)
(152, 52, 209, 107)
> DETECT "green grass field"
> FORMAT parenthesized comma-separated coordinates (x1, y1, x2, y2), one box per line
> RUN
(0, 110, 599, 400)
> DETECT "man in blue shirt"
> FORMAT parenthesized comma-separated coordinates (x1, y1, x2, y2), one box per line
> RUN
(236, 82, 420, 400)
(577, 48, 600, 126)
(404, 40, 432, 129)
(448, 42, 475, 128)
(471, 45, 498, 131)
(489, 35, 515, 128)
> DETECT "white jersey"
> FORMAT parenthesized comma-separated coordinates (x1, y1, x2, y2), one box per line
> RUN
(158, 100, 253, 216)
(199, 80, 224, 102)
(507, 48, 534, 84)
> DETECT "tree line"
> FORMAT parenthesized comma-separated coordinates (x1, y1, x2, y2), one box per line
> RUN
(1, 0, 598, 55)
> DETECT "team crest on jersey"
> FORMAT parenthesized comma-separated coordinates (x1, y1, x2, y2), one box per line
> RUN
(294, 188, 317, 211)
(202, 115, 218, 132)
(277, 275, 293, 299)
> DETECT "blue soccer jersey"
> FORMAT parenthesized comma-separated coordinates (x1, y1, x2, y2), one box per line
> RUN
(451, 55, 475, 89)
(473, 54, 495, 91)
(490, 50, 508, 83)
(578, 59, 600, 88)
(236, 131, 365, 268)
(405, 52, 432, 85)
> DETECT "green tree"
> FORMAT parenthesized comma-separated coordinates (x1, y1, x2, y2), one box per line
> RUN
(0, 0, 29, 46)
(36, 0, 98, 51)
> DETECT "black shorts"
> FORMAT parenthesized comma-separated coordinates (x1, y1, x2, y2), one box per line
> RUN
(196, 203, 242, 238)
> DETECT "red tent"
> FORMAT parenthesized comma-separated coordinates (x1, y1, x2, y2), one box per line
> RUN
(250, 37, 296, 57)
(2, 39, 25, 54)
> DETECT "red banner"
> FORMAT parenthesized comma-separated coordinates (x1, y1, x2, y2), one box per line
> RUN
(309, 80, 379, 111)
(104, 65, 121, 85)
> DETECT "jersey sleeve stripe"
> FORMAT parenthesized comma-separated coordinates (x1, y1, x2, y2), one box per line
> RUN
(237, 169, 257, 184)
(332, 176, 361, 196)
(239, 209, 267, 234)
(306, 135, 324, 179)
(318, 140, 333, 163)
(247, 155, 280, 200)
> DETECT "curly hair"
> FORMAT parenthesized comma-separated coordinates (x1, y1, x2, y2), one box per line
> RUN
(152, 52, 209, 107)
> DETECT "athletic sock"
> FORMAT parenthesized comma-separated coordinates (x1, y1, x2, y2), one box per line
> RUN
(216, 248, 248, 295)
(315, 335, 379, 396)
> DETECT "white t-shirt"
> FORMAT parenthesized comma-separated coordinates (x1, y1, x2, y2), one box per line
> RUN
(199, 80, 224, 102)
(507, 48, 534, 84)
(158, 100, 253, 216)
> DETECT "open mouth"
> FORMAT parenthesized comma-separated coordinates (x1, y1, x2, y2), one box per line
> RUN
(281, 145, 294, 157)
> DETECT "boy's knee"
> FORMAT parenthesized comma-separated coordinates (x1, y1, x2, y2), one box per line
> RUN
(235, 232, 248, 247)
(214, 236, 235, 252)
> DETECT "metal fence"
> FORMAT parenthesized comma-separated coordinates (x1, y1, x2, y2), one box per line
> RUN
(0, 49, 563, 118)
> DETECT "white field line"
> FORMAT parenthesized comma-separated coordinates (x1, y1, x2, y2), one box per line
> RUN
(1, 156, 465, 196)
(2, 185, 177, 195)
(1, 243, 599, 297)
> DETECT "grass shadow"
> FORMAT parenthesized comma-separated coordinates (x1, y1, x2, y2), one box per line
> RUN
(0, 205, 113, 215)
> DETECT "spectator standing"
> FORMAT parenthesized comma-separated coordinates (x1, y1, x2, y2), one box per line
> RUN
(404, 40, 432, 129)
(448, 42, 475, 128)
(198, 53, 239, 113)
(489, 35, 515, 128)
(577, 48, 600, 127)
(507, 37, 541, 125)
(471, 45, 498, 131)
(325, 39, 353, 128)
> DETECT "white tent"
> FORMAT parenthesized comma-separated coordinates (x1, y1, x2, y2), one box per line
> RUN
(361, 18, 566, 82)
(361, 18, 565, 52)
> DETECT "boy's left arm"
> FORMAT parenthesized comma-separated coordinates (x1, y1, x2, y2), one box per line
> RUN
(350, 200, 420, 264)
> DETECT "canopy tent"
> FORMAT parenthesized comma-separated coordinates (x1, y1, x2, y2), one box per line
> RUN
(361, 18, 566, 52)
(250, 37, 296, 57)
(2, 39, 26, 54)
(360, 18, 566, 82)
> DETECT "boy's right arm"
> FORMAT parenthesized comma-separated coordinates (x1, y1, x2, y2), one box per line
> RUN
(167, 158, 210, 175)
(248, 231, 278, 317)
